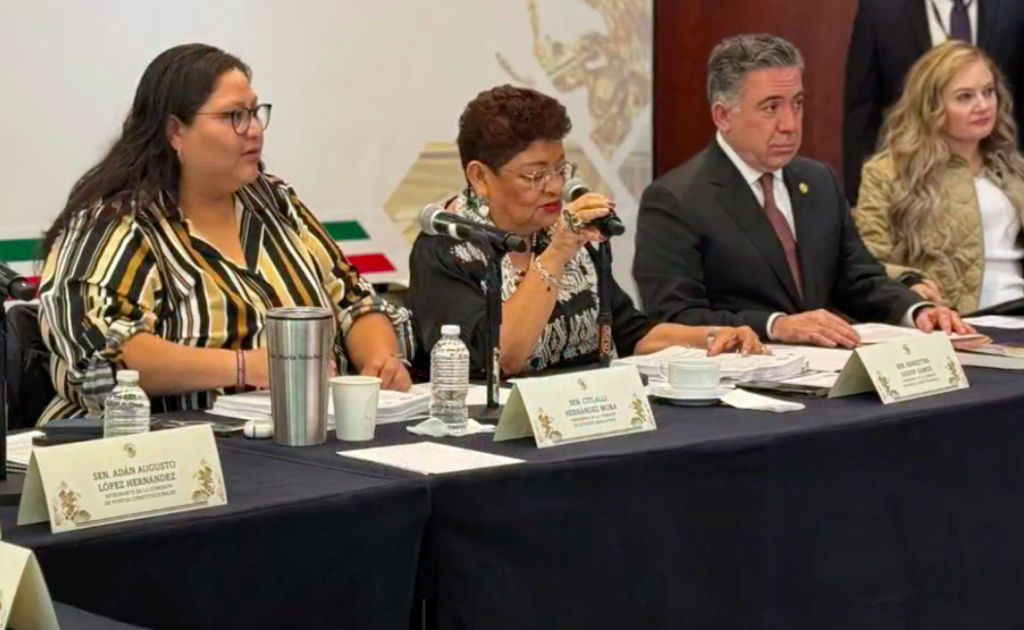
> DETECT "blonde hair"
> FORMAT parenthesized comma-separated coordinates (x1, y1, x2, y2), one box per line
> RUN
(877, 41, 1024, 260)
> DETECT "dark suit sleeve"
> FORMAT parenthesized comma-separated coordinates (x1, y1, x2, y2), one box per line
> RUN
(825, 167, 921, 322)
(633, 183, 773, 338)
(843, 0, 883, 206)
(609, 271, 657, 358)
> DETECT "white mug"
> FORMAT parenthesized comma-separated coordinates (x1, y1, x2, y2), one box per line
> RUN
(331, 376, 381, 441)
(659, 359, 721, 392)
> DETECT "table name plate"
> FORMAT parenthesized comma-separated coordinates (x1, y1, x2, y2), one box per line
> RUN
(18, 425, 227, 534)
(495, 366, 656, 448)
(830, 334, 969, 404)
(0, 541, 57, 630)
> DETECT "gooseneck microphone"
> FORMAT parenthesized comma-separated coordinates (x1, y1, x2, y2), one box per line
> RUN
(561, 179, 626, 237)
(418, 204, 528, 253)
(0, 262, 35, 301)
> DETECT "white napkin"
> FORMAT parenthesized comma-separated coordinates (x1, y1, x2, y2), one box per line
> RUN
(407, 417, 497, 437)
(720, 388, 805, 413)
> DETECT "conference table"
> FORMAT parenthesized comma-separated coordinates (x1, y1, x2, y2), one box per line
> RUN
(52, 602, 151, 629)
(6, 330, 1024, 630)
(217, 347, 1024, 630)
(0, 448, 430, 630)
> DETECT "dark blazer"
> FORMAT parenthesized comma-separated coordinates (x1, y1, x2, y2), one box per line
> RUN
(633, 142, 920, 339)
(843, 0, 1024, 204)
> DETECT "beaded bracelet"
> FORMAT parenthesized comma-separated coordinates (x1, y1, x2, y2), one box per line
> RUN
(236, 349, 246, 390)
(531, 258, 562, 290)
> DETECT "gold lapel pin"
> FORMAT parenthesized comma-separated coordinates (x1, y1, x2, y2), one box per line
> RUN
(799, 182, 809, 194)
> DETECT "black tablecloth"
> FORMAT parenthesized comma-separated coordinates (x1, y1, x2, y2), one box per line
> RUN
(50, 602, 150, 629)
(1, 448, 429, 630)
(209, 360, 1024, 630)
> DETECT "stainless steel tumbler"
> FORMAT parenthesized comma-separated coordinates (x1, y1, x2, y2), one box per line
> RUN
(266, 307, 334, 446)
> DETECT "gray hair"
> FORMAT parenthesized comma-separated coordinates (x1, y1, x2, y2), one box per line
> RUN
(707, 34, 805, 108)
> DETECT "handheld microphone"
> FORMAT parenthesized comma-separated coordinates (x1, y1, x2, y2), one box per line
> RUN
(418, 204, 528, 253)
(0, 262, 35, 301)
(562, 179, 626, 237)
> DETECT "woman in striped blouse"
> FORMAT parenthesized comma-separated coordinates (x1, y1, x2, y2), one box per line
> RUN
(37, 44, 413, 423)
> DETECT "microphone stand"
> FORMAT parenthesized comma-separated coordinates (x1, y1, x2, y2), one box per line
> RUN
(469, 236, 505, 422)
(596, 240, 613, 368)
(0, 294, 22, 505)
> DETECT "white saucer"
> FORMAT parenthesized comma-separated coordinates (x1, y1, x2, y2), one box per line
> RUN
(649, 385, 729, 406)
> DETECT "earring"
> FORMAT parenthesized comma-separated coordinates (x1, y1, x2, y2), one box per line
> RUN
(466, 189, 490, 218)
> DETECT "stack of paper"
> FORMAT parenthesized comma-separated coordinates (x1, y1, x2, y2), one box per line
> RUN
(956, 342, 1024, 370)
(853, 323, 984, 344)
(764, 344, 850, 389)
(208, 384, 509, 425)
(612, 346, 807, 384)
(209, 384, 434, 425)
(767, 345, 852, 373)
(6, 430, 42, 474)
(963, 315, 1024, 330)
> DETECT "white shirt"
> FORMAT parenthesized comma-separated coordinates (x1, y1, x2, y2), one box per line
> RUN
(716, 132, 796, 236)
(715, 133, 927, 337)
(975, 176, 1024, 308)
(926, 0, 979, 46)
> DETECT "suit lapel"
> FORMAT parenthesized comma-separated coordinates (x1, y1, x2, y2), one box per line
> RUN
(976, 0, 999, 50)
(906, 0, 932, 55)
(707, 143, 802, 307)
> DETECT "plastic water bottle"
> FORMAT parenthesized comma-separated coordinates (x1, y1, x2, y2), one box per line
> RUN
(430, 324, 470, 432)
(103, 370, 151, 438)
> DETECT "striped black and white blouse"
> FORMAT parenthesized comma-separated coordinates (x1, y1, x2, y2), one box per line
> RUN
(38, 173, 413, 423)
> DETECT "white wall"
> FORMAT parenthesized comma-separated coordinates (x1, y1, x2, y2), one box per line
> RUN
(0, 0, 651, 292)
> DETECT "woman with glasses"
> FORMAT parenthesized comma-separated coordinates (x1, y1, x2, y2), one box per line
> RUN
(37, 44, 413, 423)
(408, 85, 761, 376)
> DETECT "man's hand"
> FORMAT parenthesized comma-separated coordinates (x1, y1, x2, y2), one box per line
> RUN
(914, 306, 972, 335)
(771, 309, 861, 348)
(910, 279, 944, 303)
(360, 355, 412, 392)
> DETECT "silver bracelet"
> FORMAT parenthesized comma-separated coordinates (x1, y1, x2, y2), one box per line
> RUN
(531, 258, 562, 290)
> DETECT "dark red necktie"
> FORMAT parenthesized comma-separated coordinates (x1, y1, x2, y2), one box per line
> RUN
(759, 173, 803, 298)
(950, 0, 972, 42)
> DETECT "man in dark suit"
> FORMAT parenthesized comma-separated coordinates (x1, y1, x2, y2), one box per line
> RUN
(634, 34, 971, 347)
(844, 0, 1024, 204)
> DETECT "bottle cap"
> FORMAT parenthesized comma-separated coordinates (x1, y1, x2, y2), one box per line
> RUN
(116, 370, 140, 384)
(440, 324, 461, 336)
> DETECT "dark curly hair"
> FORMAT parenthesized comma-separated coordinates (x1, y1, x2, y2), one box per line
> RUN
(457, 85, 572, 172)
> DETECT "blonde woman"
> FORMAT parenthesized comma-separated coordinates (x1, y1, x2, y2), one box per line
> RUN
(856, 41, 1024, 314)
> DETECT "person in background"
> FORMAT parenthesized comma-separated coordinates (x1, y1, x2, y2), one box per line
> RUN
(407, 85, 762, 376)
(856, 41, 1024, 314)
(38, 43, 412, 423)
(843, 0, 1024, 204)
(634, 34, 973, 350)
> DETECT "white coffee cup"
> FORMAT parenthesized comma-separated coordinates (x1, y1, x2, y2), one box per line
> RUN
(331, 376, 381, 441)
(659, 359, 721, 393)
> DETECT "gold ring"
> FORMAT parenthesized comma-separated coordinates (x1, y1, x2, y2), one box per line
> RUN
(565, 209, 585, 234)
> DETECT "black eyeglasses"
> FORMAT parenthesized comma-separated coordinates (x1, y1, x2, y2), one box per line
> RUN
(194, 103, 272, 135)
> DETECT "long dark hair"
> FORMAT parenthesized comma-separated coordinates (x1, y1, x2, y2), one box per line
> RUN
(41, 43, 250, 257)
